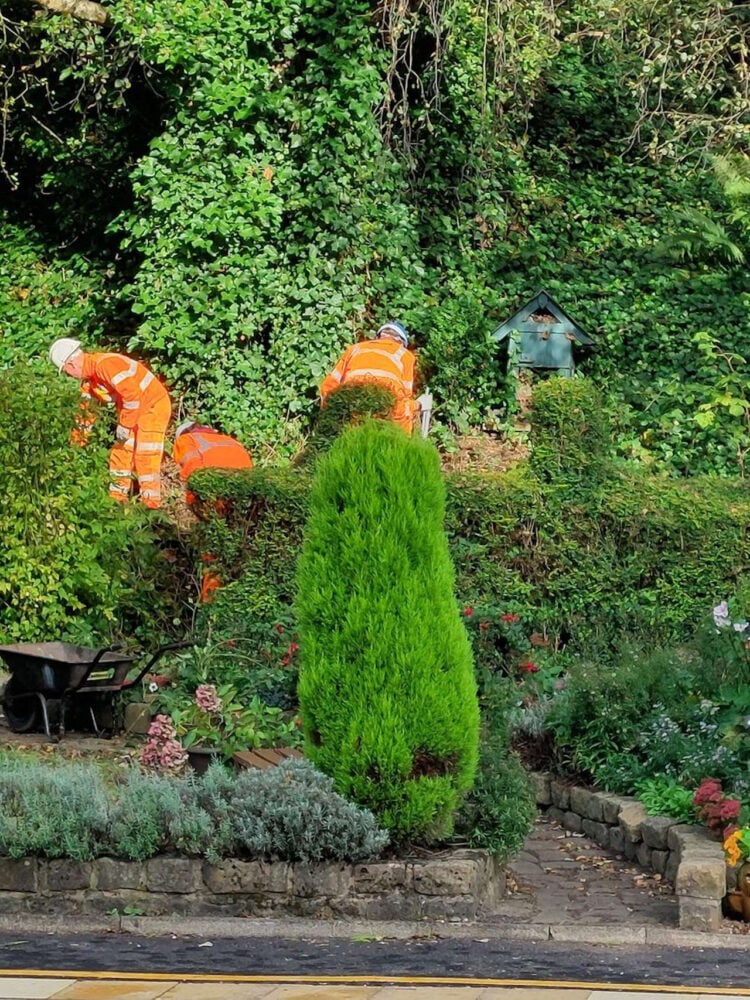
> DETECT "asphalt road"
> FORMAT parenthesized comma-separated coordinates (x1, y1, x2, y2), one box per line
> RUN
(0, 932, 748, 990)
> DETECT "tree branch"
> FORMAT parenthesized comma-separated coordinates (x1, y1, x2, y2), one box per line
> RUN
(32, 0, 109, 26)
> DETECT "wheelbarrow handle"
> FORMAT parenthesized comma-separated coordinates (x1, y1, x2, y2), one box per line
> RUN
(91, 643, 126, 668)
(131, 640, 196, 686)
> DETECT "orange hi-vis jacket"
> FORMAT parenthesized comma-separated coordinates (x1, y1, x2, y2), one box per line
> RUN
(173, 429, 253, 481)
(320, 337, 415, 402)
(80, 352, 171, 509)
(81, 353, 168, 427)
(319, 336, 417, 432)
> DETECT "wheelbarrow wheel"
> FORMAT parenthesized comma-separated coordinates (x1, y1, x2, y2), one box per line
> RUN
(1, 676, 40, 733)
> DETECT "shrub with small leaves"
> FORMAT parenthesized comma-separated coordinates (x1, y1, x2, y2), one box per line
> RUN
(0, 759, 109, 861)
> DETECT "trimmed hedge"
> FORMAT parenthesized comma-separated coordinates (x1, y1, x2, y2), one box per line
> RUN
(191, 443, 750, 654)
(295, 421, 479, 842)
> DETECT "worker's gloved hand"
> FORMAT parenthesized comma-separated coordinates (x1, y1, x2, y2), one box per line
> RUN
(115, 424, 131, 443)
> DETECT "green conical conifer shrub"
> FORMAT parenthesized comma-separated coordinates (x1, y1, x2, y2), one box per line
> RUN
(296, 420, 479, 842)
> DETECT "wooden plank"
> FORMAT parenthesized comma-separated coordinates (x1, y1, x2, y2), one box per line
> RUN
(232, 746, 304, 771)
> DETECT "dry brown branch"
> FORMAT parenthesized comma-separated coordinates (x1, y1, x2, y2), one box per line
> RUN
(31, 0, 109, 26)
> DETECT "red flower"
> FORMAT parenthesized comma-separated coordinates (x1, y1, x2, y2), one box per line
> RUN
(288, 642, 299, 654)
(501, 613, 520, 624)
(693, 778, 723, 806)
(275, 624, 284, 635)
(479, 621, 489, 633)
(464, 606, 474, 617)
(519, 660, 540, 674)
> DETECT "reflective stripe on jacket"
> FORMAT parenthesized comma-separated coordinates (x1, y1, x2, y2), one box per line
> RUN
(173, 430, 254, 481)
(81, 353, 169, 430)
(320, 337, 416, 401)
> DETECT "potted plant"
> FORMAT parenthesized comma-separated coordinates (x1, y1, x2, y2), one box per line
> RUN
(725, 826, 750, 920)
(172, 683, 300, 774)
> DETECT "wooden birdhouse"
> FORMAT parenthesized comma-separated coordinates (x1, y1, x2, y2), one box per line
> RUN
(492, 290, 594, 378)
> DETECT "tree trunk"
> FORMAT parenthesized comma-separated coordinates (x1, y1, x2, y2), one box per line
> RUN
(32, 0, 109, 26)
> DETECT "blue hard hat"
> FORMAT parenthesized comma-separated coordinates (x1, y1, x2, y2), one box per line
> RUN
(377, 321, 409, 348)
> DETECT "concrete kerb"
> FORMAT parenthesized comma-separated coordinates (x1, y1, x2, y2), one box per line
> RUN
(0, 913, 749, 950)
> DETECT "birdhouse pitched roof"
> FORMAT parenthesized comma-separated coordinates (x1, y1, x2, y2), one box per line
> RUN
(492, 290, 594, 345)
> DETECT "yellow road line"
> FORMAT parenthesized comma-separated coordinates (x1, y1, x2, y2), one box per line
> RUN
(0, 971, 748, 995)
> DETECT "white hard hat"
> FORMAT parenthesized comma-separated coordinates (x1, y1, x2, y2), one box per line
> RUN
(175, 419, 196, 440)
(377, 322, 409, 348)
(49, 338, 82, 371)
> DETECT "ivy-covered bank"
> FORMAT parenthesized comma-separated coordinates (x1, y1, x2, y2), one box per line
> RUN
(193, 381, 750, 653)
(2, 1, 749, 471)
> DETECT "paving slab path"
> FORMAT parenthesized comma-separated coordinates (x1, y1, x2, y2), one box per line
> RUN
(496, 818, 677, 928)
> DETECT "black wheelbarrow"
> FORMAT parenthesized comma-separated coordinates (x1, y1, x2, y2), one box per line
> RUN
(0, 640, 191, 741)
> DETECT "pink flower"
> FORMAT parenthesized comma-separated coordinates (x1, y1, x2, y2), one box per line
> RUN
(195, 684, 222, 714)
(140, 714, 187, 772)
(147, 714, 177, 742)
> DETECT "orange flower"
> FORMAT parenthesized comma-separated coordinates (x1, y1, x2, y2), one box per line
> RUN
(724, 829, 743, 867)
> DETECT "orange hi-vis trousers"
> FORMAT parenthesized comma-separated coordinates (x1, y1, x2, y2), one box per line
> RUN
(108, 394, 171, 509)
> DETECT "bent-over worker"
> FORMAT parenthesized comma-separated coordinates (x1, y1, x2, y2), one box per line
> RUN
(49, 338, 171, 509)
(319, 321, 417, 433)
(173, 421, 253, 604)
(172, 421, 253, 482)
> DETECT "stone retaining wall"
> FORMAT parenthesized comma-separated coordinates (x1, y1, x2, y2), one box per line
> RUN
(530, 772, 726, 931)
(0, 849, 504, 921)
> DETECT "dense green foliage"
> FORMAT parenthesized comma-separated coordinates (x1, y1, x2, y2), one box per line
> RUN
(0, 756, 388, 862)
(295, 422, 479, 841)
(192, 381, 750, 656)
(0, 361, 173, 644)
(1, 1, 748, 471)
(457, 668, 537, 859)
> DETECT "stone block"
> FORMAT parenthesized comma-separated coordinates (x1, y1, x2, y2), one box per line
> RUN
(0, 858, 37, 892)
(608, 827, 625, 854)
(123, 702, 152, 735)
(667, 823, 719, 858)
(651, 850, 669, 876)
(291, 863, 350, 899)
(202, 860, 289, 895)
(640, 815, 676, 850)
(582, 820, 609, 848)
(569, 787, 604, 822)
(636, 842, 652, 869)
(562, 811, 583, 834)
(623, 839, 637, 862)
(530, 772, 552, 806)
(598, 794, 633, 826)
(550, 780, 570, 810)
(619, 802, 647, 842)
(546, 806, 565, 826)
(332, 891, 422, 921)
(675, 858, 726, 899)
(94, 858, 143, 891)
(679, 896, 721, 932)
(351, 861, 408, 894)
(420, 894, 477, 920)
(144, 858, 201, 894)
(412, 859, 479, 896)
(44, 861, 93, 891)
(665, 854, 679, 885)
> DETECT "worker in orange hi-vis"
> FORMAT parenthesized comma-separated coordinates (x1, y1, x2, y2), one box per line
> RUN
(319, 321, 418, 433)
(172, 421, 253, 484)
(172, 420, 254, 604)
(49, 338, 171, 509)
